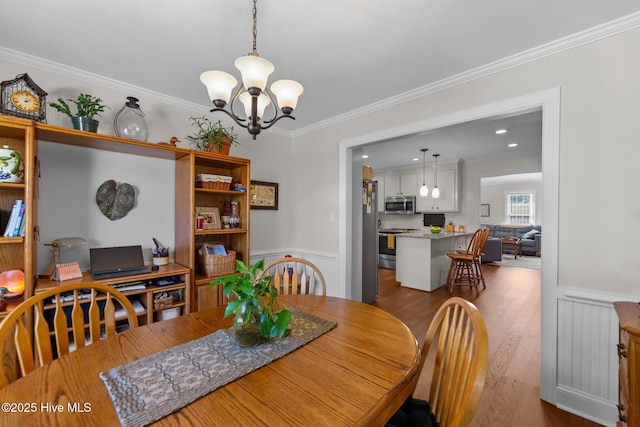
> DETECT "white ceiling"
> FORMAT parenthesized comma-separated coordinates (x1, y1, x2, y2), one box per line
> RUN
(1, 1, 639, 169)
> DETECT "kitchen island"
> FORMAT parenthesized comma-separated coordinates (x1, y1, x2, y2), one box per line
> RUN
(396, 231, 472, 291)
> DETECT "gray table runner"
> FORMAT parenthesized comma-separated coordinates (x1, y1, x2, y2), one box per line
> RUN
(100, 309, 337, 427)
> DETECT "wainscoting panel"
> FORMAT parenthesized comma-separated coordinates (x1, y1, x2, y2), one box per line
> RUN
(556, 290, 620, 426)
(250, 251, 339, 297)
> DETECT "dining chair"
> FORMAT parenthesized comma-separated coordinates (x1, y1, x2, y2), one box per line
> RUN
(0, 282, 138, 389)
(446, 228, 490, 293)
(259, 257, 326, 296)
(387, 297, 489, 427)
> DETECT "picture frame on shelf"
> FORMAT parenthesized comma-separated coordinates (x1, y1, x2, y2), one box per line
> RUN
(195, 206, 221, 229)
(249, 181, 278, 210)
(480, 203, 490, 217)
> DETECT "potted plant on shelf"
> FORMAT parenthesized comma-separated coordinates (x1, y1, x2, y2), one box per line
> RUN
(50, 93, 108, 133)
(211, 259, 292, 347)
(186, 116, 238, 155)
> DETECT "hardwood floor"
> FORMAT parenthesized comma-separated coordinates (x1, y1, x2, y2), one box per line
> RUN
(373, 264, 603, 427)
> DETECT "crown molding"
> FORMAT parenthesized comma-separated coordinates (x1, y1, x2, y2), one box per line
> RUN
(1, 11, 639, 140)
(291, 11, 640, 137)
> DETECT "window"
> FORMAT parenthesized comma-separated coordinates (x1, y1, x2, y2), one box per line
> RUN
(505, 191, 535, 224)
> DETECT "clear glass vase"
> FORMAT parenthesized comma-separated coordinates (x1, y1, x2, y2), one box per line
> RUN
(232, 312, 262, 347)
(113, 96, 149, 141)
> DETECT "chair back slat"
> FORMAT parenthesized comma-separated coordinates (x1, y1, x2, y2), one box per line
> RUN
(71, 291, 85, 350)
(103, 293, 117, 337)
(33, 304, 53, 367)
(53, 298, 70, 357)
(88, 294, 101, 343)
(14, 320, 34, 379)
(0, 282, 138, 389)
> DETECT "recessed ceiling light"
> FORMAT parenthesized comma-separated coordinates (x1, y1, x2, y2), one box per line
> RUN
(362, 154, 369, 159)
(412, 157, 420, 161)
(508, 143, 518, 147)
(495, 129, 508, 135)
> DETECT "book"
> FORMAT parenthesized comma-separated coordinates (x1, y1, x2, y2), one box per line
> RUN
(51, 261, 83, 281)
(3, 200, 22, 237)
(11, 203, 24, 237)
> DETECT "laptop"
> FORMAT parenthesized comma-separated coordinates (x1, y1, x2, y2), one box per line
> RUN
(90, 245, 151, 280)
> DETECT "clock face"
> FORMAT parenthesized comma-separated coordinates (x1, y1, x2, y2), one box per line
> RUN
(10, 90, 41, 113)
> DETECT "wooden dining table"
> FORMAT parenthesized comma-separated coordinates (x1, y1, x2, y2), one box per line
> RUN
(0, 295, 420, 426)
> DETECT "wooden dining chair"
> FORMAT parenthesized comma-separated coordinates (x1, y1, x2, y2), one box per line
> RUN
(0, 282, 138, 389)
(387, 297, 489, 427)
(259, 257, 326, 296)
(446, 228, 490, 293)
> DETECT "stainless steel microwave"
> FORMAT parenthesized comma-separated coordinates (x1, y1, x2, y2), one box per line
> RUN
(384, 195, 416, 215)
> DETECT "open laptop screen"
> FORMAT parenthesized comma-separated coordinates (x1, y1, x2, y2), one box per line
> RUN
(90, 245, 150, 278)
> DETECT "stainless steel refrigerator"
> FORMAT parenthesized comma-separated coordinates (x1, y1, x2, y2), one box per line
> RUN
(362, 181, 378, 304)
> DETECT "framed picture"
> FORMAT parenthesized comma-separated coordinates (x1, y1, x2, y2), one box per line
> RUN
(250, 181, 279, 210)
(480, 204, 490, 217)
(195, 206, 221, 229)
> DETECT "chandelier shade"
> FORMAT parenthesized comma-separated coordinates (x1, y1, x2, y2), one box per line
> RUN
(239, 91, 270, 119)
(271, 79, 304, 111)
(234, 55, 274, 91)
(200, 71, 237, 105)
(199, 0, 303, 139)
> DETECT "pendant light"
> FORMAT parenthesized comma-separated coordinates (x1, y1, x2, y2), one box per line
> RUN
(419, 148, 429, 197)
(432, 154, 440, 199)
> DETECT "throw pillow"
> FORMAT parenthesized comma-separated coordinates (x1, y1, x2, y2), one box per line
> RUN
(522, 229, 541, 239)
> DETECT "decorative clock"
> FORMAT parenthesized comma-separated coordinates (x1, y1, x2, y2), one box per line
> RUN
(0, 73, 47, 122)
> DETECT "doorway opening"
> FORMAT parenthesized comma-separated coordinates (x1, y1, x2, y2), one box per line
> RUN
(338, 88, 560, 403)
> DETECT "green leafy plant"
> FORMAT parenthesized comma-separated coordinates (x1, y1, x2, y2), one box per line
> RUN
(186, 116, 239, 152)
(211, 259, 292, 341)
(49, 93, 108, 119)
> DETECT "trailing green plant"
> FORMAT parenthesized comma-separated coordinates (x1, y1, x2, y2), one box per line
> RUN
(49, 93, 108, 119)
(211, 259, 292, 340)
(186, 116, 239, 152)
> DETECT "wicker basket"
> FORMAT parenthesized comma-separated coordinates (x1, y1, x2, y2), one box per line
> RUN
(154, 296, 174, 310)
(199, 250, 236, 277)
(196, 174, 232, 190)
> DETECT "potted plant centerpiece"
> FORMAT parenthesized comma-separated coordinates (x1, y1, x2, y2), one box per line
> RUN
(186, 116, 238, 155)
(50, 93, 108, 133)
(211, 259, 292, 347)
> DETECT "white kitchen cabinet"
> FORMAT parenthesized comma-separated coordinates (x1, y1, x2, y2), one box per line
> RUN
(384, 173, 416, 197)
(416, 162, 461, 212)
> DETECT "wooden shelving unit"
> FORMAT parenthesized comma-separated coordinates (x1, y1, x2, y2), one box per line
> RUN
(175, 151, 250, 312)
(614, 301, 640, 427)
(0, 116, 252, 323)
(0, 117, 36, 321)
(35, 263, 190, 326)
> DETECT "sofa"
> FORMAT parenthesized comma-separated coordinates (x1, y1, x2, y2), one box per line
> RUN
(482, 224, 541, 258)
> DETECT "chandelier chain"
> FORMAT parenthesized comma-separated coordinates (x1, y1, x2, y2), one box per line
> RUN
(252, 0, 258, 55)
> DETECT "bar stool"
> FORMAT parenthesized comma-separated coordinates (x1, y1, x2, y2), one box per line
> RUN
(446, 228, 490, 293)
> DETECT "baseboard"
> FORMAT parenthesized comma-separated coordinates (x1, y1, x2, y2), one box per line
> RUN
(556, 385, 617, 427)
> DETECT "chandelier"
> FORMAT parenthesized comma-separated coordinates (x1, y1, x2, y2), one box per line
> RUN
(200, 0, 303, 140)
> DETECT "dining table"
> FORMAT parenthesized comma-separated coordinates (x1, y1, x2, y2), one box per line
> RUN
(0, 294, 420, 426)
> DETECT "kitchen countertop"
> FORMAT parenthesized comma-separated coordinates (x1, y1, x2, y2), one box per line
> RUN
(397, 231, 473, 239)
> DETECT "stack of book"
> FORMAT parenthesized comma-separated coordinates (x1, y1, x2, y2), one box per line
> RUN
(3, 200, 26, 237)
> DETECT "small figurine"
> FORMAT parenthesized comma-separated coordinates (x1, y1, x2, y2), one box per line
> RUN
(0, 287, 8, 311)
(158, 136, 180, 147)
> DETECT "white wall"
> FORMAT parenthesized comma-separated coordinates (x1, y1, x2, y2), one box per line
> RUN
(481, 178, 544, 225)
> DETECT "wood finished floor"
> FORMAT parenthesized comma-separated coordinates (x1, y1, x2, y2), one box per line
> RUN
(373, 264, 603, 427)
